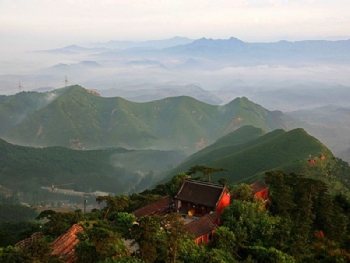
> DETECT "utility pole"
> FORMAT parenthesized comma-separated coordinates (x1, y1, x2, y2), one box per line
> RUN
(83, 198, 87, 215)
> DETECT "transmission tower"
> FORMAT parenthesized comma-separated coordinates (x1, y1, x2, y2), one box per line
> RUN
(18, 82, 23, 92)
(65, 76, 68, 87)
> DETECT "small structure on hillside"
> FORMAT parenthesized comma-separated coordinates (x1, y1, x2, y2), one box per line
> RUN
(175, 179, 230, 216)
(132, 195, 174, 218)
(250, 180, 269, 201)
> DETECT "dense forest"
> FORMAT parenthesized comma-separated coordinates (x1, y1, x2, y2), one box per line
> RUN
(1, 170, 350, 263)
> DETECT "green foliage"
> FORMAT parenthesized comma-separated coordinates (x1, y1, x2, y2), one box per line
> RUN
(1, 86, 295, 156)
(204, 248, 238, 263)
(221, 200, 280, 249)
(187, 165, 227, 182)
(165, 172, 188, 195)
(75, 220, 128, 263)
(36, 209, 84, 238)
(230, 183, 254, 202)
(133, 215, 165, 263)
(0, 204, 37, 222)
(99, 258, 145, 263)
(243, 246, 296, 263)
(211, 226, 237, 256)
(0, 138, 184, 194)
(96, 195, 131, 220)
(166, 126, 349, 194)
(0, 240, 64, 263)
(114, 212, 137, 236)
(177, 235, 206, 263)
(266, 171, 350, 259)
(133, 213, 188, 263)
(0, 246, 32, 263)
(2, 171, 350, 262)
(0, 221, 40, 247)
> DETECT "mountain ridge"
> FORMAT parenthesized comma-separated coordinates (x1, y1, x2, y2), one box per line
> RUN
(1, 85, 299, 154)
(164, 126, 335, 187)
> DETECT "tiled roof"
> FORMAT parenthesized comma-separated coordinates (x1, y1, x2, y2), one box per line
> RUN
(250, 180, 268, 194)
(15, 224, 83, 263)
(132, 195, 173, 218)
(51, 224, 84, 263)
(207, 211, 220, 223)
(175, 180, 225, 207)
(185, 213, 218, 238)
(15, 232, 43, 250)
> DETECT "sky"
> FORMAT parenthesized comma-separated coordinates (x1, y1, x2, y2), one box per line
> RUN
(1, 0, 350, 53)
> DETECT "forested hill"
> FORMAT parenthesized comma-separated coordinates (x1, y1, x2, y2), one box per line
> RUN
(165, 125, 350, 194)
(0, 85, 299, 155)
(0, 138, 185, 194)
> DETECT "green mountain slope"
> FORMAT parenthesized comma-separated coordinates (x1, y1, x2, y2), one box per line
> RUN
(1, 85, 298, 155)
(165, 126, 343, 189)
(0, 138, 185, 194)
(0, 88, 68, 135)
(287, 105, 350, 163)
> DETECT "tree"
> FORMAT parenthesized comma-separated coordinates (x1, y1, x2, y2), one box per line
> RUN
(230, 183, 254, 202)
(165, 172, 188, 195)
(75, 220, 128, 263)
(212, 226, 237, 255)
(243, 246, 296, 263)
(161, 213, 187, 263)
(177, 235, 205, 263)
(99, 258, 145, 263)
(133, 215, 165, 263)
(114, 212, 137, 236)
(0, 246, 32, 263)
(221, 200, 280, 249)
(96, 195, 131, 220)
(36, 209, 84, 238)
(187, 165, 227, 182)
(204, 248, 237, 263)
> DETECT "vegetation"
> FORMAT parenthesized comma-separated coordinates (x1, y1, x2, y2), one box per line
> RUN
(1, 169, 350, 262)
(0, 194, 39, 247)
(1, 87, 350, 262)
(0, 85, 297, 155)
(0, 138, 185, 195)
(166, 126, 350, 196)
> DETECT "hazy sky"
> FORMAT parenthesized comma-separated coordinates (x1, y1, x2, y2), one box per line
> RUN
(1, 0, 350, 52)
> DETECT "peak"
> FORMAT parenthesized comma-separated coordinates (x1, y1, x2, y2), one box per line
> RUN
(193, 37, 244, 43)
(229, 96, 251, 104)
(228, 37, 244, 42)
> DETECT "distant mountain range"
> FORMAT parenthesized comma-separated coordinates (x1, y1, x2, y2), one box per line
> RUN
(165, 37, 350, 62)
(86, 36, 194, 50)
(0, 85, 299, 155)
(94, 84, 223, 104)
(32, 37, 350, 68)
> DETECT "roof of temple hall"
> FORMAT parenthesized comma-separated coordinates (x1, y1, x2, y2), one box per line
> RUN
(132, 195, 174, 218)
(175, 180, 227, 207)
(250, 180, 268, 195)
(185, 212, 219, 238)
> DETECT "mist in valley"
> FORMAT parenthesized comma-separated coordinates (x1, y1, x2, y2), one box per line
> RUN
(1, 37, 350, 165)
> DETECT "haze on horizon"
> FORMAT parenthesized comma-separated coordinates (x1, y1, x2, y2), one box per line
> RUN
(1, 0, 350, 52)
(1, 0, 350, 103)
